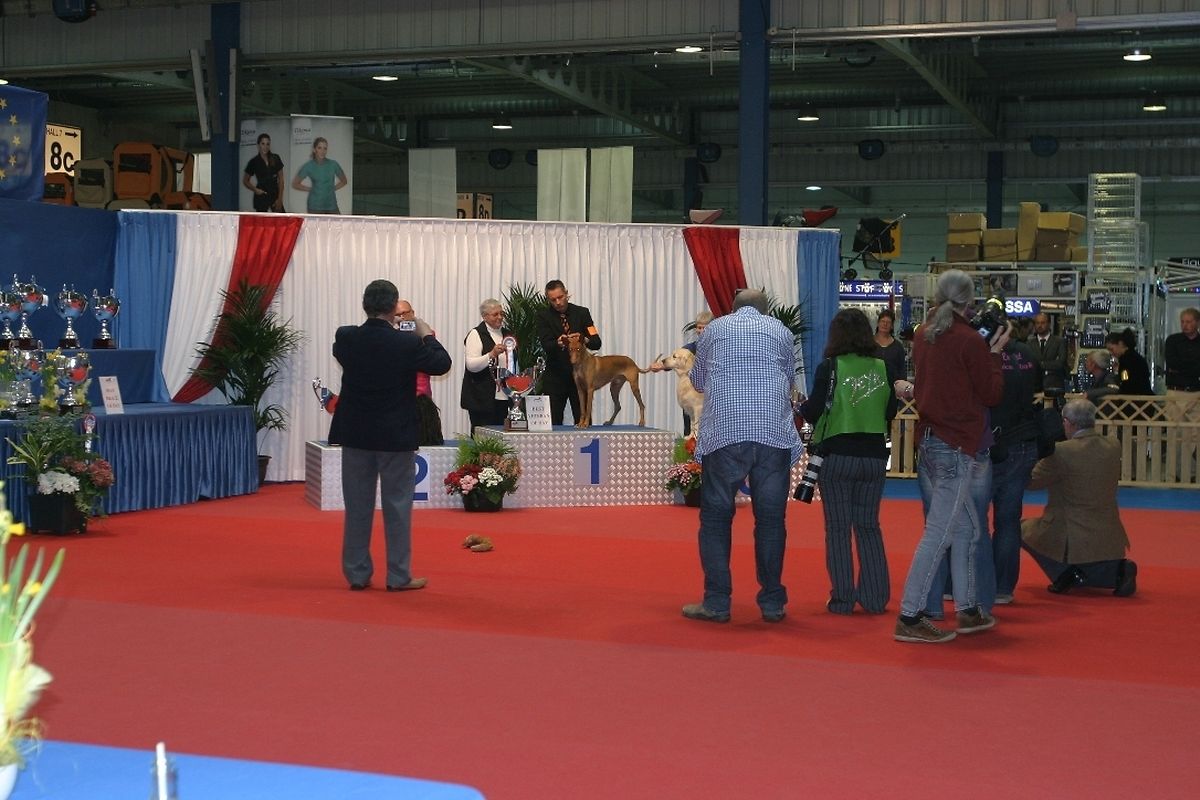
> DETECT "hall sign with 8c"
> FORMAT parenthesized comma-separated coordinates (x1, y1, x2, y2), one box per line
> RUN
(44, 124, 83, 175)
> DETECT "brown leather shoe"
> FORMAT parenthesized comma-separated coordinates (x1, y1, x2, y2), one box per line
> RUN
(386, 578, 428, 591)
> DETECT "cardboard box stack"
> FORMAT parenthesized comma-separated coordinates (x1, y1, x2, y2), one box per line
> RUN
(945, 212, 986, 262)
(1034, 211, 1085, 262)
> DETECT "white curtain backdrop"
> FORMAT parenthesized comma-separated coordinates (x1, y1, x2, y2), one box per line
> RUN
(588, 146, 633, 223)
(407, 148, 458, 218)
(162, 214, 802, 482)
(536, 149, 587, 221)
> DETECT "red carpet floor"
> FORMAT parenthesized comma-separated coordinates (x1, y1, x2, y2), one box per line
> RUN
(30, 484, 1200, 799)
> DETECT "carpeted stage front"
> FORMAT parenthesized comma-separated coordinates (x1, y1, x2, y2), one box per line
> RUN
(29, 483, 1200, 799)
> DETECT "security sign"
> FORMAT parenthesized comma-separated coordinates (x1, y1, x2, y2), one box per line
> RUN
(45, 124, 82, 175)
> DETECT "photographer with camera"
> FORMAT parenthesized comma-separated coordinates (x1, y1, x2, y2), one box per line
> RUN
(893, 270, 1008, 644)
(797, 309, 899, 615)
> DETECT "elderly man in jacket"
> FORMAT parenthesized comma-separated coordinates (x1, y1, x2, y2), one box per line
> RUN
(1021, 398, 1137, 597)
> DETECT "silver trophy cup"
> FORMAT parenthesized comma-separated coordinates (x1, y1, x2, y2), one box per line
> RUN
(16, 275, 46, 348)
(52, 350, 91, 411)
(56, 284, 89, 348)
(10, 341, 45, 407)
(0, 290, 22, 344)
(92, 289, 121, 349)
(491, 337, 545, 432)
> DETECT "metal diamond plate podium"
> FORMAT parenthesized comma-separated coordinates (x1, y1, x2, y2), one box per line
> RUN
(305, 440, 461, 510)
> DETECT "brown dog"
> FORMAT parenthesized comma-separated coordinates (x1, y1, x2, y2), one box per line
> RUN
(567, 335, 649, 428)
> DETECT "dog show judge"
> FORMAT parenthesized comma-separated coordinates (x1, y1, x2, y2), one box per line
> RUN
(536, 279, 601, 425)
(461, 298, 513, 431)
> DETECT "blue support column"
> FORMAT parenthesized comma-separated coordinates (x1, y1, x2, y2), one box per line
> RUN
(209, 3, 240, 211)
(986, 150, 1004, 229)
(737, 0, 770, 226)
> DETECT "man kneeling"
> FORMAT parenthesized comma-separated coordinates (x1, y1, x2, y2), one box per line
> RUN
(1021, 398, 1138, 597)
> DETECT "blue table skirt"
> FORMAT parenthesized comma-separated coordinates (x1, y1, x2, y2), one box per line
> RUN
(11, 741, 485, 799)
(1, 404, 258, 523)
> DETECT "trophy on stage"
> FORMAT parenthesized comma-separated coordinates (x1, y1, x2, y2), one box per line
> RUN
(311, 377, 338, 414)
(0, 289, 22, 348)
(56, 284, 89, 349)
(490, 335, 545, 432)
(50, 349, 91, 411)
(10, 340, 45, 408)
(15, 275, 46, 350)
(92, 289, 121, 349)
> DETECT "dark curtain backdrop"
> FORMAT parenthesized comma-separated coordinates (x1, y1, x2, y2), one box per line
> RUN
(0, 198, 118, 346)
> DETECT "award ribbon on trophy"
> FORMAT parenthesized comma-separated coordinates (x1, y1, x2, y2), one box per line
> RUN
(491, 335, 544, 432)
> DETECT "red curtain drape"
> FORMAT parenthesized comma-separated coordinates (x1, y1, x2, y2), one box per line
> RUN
(173, 215, 304, 403)
(682, 227, 747, 316)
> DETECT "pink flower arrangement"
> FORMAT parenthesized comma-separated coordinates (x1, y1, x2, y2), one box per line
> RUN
(444, 435, 522, 503)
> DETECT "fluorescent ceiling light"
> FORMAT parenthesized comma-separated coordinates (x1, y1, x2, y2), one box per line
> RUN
(1123, 48, 1152, 62)
(1142, 95, 1166, 112)
(675, 45, 703, 54)
(371, 75, 399, 82)
(0, 78, 9, 85)
(796, 104, 820, 122)
(805, 185, 822, 191)
(491, 115, 513, 130)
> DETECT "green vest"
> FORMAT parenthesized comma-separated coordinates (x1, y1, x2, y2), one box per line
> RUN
(813, 354, 889, 443)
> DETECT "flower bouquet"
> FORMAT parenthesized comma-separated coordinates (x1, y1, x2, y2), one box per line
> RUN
(665, 437, 702, 505)
(6, 414, 115, 518)
(0, 481, 66, 770)
(444, 434, 522, 511)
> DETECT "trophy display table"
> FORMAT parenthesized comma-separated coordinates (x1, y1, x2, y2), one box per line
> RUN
(304, 440, 462, 510)
(0, 403, 258, 525)
(82, 348, 169, 404)
(476, 425, 677, 507)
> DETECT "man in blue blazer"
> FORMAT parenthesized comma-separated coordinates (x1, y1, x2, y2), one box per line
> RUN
(329, 279, 452, 591)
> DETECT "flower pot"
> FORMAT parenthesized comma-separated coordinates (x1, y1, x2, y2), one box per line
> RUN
(682, 487, 702, 508)
(27, 493, 88, 535)
(257, 454, 271, 487)
(462, 492, 504, 512)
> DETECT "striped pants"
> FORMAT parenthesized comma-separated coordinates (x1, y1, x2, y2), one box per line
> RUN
(816, 452, 890, 614)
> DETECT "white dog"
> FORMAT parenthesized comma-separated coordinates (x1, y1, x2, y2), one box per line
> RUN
(659, 347, 704, 438)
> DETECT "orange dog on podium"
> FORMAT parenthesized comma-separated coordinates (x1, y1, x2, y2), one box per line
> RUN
(566, 334, 649, 428)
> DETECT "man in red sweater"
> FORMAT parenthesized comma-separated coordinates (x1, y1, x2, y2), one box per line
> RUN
(894, 270, 1009, 644)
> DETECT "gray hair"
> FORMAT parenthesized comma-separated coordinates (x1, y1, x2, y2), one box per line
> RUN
(732, 288, 768, 314)
(1088, 349, 1113, 371)
(695, 310, 713, 327)
(1182, 307, 1200, 322)
(924, 270, 974, 343)
(479, 298, 503, 316)
(1062, 398, 1097, 430)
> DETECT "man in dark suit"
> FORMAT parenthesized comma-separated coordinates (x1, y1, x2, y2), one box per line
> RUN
(1028, 312, 1066, 390)
(329, 279, 452, 592)
(1021, 398, 1137, 597)
(536, 279, 601, 425)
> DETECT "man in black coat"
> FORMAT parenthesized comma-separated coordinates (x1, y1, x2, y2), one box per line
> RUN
(329, 279, 452, 592)
(535, 279, 601, 425)
(1028, 312, 1066, 391)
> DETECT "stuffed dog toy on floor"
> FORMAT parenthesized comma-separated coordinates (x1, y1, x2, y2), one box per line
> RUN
(567, 335, 649, 428)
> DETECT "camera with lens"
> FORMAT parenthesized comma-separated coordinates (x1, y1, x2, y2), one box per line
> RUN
(970, 296, 1007, 340)
(793, 423, 823, 503)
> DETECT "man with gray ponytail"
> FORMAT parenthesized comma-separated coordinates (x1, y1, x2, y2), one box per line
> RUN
(894, 270, 1009, 643)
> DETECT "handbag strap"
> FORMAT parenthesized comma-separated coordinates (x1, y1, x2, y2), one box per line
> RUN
(813, 357, 837, 443)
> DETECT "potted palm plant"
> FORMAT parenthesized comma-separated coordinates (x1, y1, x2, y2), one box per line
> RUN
(190, 280, 304, 485)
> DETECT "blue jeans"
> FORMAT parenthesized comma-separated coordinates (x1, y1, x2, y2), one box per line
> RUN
(697, 442, 791, 616)
(901, 434, 992, 617)
(991, 439, 1038, 596)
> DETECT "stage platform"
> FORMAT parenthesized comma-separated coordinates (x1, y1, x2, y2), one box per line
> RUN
(1, 403, 258, 525)
(304, 426, 789, 511)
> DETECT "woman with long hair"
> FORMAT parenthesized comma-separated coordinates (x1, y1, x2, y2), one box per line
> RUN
(893, 269, 1008, 643)
(1104, 328, 1153, 395)
(291, 137, 348, 214)
(798, 308, 898, 614)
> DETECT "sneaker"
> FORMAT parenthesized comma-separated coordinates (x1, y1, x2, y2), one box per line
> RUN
(682, 603, 730, 623)
(956, 607, 996, 634)
(994, 593, 1014, 605)
(894, 616, 956, 643)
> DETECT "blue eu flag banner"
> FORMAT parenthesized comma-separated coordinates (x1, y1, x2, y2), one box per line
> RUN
(0, 85, 49, 202)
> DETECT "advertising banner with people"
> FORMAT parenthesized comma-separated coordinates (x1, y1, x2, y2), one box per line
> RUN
(289, 115, 355, 216)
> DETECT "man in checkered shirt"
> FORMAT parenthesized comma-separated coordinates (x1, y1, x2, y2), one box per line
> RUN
(682, 289, 803, 624)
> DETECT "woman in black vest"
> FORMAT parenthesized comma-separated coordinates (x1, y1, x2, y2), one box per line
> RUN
(460, 299, 512, 432)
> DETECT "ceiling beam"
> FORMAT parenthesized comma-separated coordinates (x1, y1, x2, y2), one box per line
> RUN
(464, 56, 689, 146)
(875, 38, 998, 139)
